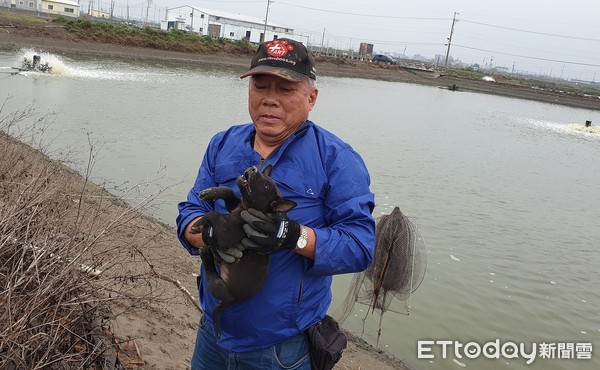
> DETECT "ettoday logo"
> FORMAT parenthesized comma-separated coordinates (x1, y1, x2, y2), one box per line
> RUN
(417, 340, 593, 365)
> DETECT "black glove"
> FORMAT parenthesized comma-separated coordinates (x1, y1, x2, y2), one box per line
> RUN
(193, 221, 244, 264)
(240, 208, 301, 253)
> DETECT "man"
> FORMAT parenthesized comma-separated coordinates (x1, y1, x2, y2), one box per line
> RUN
(177, 38, 375, 369)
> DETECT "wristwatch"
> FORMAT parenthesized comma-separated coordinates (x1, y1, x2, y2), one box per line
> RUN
(296, 225, 308, 251)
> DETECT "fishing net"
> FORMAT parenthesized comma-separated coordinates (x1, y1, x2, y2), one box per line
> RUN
(337, 206, 426, 346)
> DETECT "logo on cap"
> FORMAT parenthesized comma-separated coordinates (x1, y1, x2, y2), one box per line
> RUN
(266, 40, 294, 58)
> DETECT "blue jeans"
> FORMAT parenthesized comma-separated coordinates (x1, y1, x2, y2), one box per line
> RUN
(191, 316, 311, 370)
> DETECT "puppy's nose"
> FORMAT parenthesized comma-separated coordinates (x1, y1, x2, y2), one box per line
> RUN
(244, 166, 258, 179)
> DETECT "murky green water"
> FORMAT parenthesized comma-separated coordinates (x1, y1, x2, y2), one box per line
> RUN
(1, 49, 598, 370)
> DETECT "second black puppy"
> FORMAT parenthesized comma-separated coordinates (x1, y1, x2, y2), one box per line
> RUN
(189, 165, 296, 337)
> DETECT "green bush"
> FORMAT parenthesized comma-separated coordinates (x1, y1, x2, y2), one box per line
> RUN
(94, 22, 114, 31)
(52, 16, 68, 24)
(445, 68, 486, 79)
(51, 16, 257, 55)
(76, 19, 92, 29)
(113, 25, 130, 34)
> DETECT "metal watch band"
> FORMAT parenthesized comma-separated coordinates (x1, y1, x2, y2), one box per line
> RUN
(296, 225, 308, 251)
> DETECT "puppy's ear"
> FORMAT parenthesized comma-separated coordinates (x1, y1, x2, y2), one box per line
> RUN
(271, 199, 297, 213)
(262, 164, 273, 177)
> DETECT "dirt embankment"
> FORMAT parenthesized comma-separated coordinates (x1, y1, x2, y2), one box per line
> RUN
(0, 17, 598, 112)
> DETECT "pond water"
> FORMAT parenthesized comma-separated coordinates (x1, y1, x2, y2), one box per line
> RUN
(1, 49, 599, 370)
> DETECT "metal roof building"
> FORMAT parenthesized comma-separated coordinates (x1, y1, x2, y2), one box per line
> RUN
(162, 5, 305, 44)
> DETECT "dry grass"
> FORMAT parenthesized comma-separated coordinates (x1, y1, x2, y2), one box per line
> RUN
(0, 100, 182, 369)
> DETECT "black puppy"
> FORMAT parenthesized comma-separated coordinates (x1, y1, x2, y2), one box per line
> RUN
(189, 165, 296, 337)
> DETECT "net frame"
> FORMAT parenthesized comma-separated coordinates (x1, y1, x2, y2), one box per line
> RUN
(337, 206, 426, 347)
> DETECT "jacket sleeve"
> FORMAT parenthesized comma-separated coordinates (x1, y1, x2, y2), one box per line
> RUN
(309, 147, 376, 276)
(176, 136, 220, 255)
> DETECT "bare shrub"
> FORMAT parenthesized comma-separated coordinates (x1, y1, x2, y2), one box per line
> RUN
(0, 100, 184, 369)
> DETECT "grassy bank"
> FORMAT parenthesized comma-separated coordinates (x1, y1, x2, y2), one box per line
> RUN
(0, 10, 256, 55)
(53, 17, 256, 54)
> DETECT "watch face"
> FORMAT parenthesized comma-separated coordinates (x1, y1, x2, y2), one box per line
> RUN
(297, 227, 308, 249)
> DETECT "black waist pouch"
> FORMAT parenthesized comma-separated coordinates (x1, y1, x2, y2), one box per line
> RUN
(305, 315, 347, 370)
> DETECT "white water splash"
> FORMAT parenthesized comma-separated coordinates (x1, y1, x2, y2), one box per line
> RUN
(14, 48, 166, 82)
(513, 116, 600, 137)
(17, 48, 70, 75)
(568, 124, 600, 134)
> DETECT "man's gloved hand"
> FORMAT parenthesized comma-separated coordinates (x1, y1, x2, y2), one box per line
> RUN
(240, 208, 301, 253)
(199, 223, 245, 263)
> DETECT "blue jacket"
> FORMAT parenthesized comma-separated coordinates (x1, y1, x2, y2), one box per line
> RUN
(177, 120, 375, 352)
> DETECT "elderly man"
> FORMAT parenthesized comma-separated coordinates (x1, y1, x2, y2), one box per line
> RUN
(177, 38, 375, 370)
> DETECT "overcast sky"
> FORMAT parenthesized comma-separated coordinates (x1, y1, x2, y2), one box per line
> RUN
(106, 0, 600, 81)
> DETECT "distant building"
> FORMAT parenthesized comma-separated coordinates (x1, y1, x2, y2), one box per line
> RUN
(13, 0, 36, 11)
(40, 0, 80, 17)
(359, 43, 373, 56)
(89, 8, 110, 19)
(4, 0, 79, 17)
(161, 6, 304, 44)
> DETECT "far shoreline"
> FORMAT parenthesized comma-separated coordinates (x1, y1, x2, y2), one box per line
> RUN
(0, 29, 598, 112)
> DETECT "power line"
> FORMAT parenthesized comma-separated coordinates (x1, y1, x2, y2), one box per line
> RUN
(306, 28, 442, 45)
(188, 0, 264, 3)
(461, 19, 600, 42)
(277, 2, 450, 20)
(456, 30, 600, 62)
(453, 44, 600, 67)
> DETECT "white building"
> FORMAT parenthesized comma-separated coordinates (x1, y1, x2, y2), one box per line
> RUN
(5, 0, 79, 17)
(89, 8, 110, 19)
(162, 5, 306, 44)
(40, 0, 80, 17)
(12, 0, 36, 11)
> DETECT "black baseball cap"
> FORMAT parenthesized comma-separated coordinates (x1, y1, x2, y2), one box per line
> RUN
(240, 38, 317, 82)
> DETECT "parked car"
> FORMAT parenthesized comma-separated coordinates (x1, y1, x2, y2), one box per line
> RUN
(372, 54, 397, 65)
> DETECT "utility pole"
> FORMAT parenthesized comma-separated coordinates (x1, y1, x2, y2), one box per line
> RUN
(262, 0, 271, 43)
(146, 0, 152, 23)
(110, 0, 115, 20)
(320, 28, 325, 53)
(190, 8, 194, 31)
(444, 12, 459, 68)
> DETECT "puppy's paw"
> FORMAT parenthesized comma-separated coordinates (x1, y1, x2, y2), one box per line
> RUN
(189, 218, 206, 234)
(199, 188, 216, 201)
